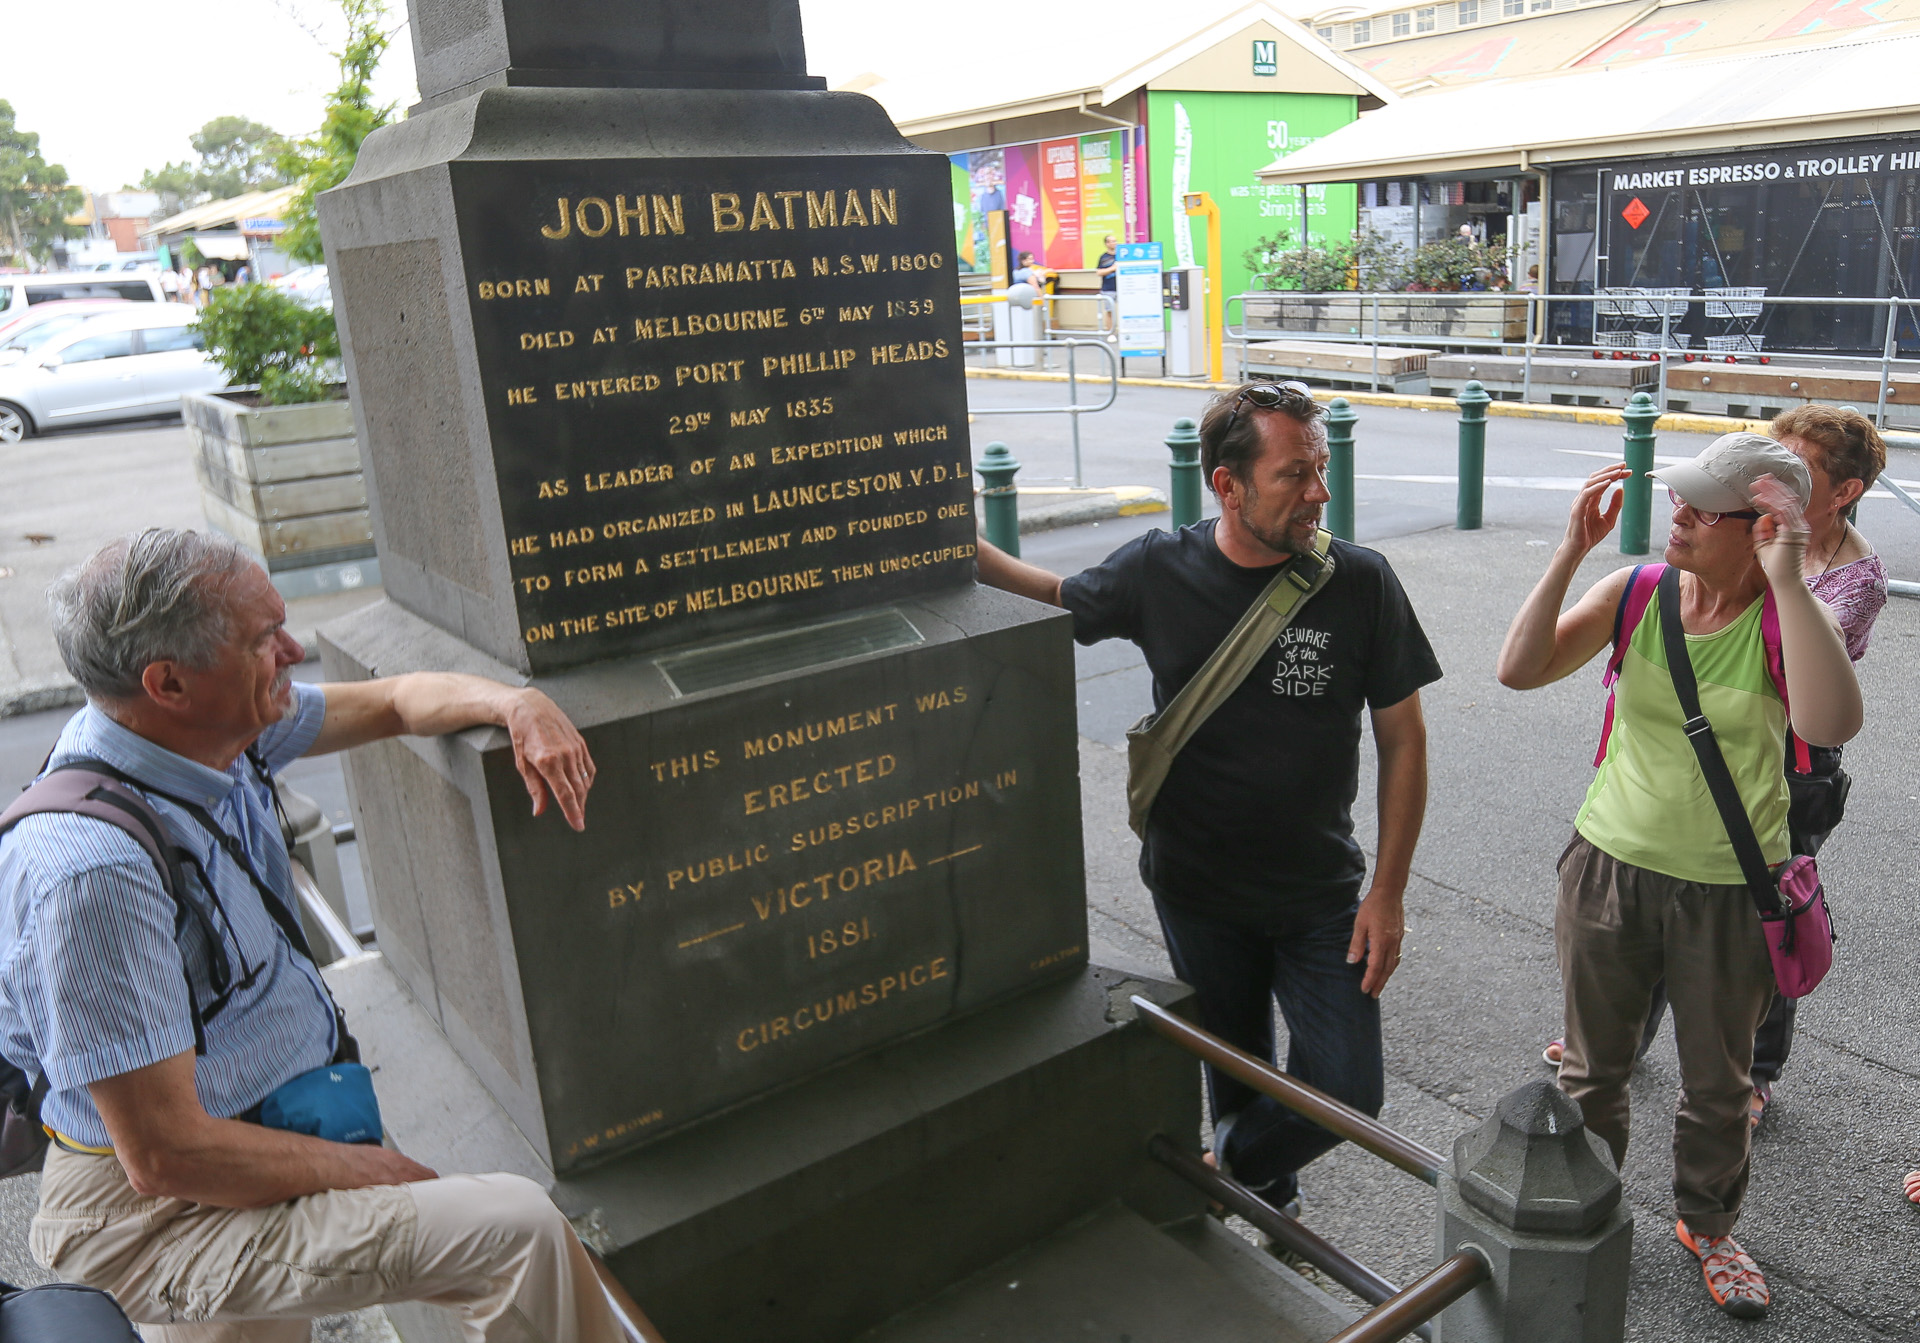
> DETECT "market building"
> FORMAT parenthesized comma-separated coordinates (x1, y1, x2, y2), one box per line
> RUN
(1257, 0, 1920, 356)
(860, 1, 1394, 298)
(141, 184, 299, 279)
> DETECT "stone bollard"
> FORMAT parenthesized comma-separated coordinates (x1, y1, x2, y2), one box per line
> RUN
(977, 441, 1022, 557)
(1325, 397, 1357, 541)
(1456, 379, 1490, 531)
(1165, 417, 1202, 528)
(1435, 1081, 1632, 1343)
(1619, 391, 1659, 556)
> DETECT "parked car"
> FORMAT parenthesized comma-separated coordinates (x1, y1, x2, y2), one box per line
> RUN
(0, 306, 227, 442)
(0, 299, 132, 366)
(0, 271, 164, 319)
(271, 264, 331, 309)
(88, 253, 160, 271)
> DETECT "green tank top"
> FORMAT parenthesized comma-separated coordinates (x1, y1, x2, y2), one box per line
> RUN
(1575, 590, 1789, 884)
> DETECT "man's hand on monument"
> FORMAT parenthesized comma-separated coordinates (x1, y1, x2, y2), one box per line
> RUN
(315, 675, 596, 830)
(1347, 890, 1405, 998)
(504, 687, 596, 831)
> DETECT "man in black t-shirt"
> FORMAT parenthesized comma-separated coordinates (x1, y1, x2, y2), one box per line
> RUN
(1095, 235, 1119, 335)
(976, 380, 1441, 1209)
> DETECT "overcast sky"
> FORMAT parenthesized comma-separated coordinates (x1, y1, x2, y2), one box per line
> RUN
(7, 0, 1252, 194)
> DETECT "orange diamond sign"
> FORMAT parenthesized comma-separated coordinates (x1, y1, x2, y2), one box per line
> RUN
(1622, 197, 1651, 229)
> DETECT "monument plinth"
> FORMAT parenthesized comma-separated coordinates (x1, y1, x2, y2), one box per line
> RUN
(317, 5, 1235, 1340)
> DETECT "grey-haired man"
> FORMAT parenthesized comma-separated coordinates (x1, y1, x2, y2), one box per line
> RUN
(0, 529, 628, 1342)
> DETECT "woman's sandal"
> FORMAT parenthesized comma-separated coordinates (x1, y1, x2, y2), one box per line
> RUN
(1748, 1083, 1771, 1131)
(1903, 1169, 1920, 1204)
(1542, 1038, 1565, 1067)
(1676, 1220, 1769, 1319)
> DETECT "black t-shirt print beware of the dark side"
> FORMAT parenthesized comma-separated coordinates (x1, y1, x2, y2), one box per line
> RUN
(1060, 521, 1443, 927)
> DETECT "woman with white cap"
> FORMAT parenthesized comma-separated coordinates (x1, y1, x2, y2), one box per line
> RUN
(1497, 432, 1862, 1320)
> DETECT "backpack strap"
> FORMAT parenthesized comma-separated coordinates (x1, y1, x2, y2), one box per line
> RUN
(1594, 563, 1664, 766)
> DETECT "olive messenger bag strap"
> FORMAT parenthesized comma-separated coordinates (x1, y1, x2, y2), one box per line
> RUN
(1125, 528, 1337, 838)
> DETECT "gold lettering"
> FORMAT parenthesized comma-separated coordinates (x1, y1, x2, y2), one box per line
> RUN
(541, 197, 571, 239)
(711, 193, 745, 232)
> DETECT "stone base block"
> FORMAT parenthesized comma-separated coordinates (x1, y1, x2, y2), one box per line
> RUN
(324, 953, 1207, 1343)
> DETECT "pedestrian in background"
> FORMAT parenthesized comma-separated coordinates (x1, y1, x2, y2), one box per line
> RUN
(1096, 234, 1119, 334)
(1498, 434, 1861, 1320)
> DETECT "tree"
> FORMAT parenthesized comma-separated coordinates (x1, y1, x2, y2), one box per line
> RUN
(138, 116, 289, 213)
(278, 0, 395, 266)
(0, 101, 83, 267)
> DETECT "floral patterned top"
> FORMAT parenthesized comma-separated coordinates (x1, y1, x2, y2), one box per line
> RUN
(1808, 551, 1888, 663)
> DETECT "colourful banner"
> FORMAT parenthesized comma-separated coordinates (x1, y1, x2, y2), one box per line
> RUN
(949, 133, 1142, 274)
(1078, 132, 1125, 268)
(1040, 137, 1082, 269)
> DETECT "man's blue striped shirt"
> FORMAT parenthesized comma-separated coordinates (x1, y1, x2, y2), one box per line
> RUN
(0, 683, 334, 1148)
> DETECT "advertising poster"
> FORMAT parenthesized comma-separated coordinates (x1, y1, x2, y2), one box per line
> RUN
(1116, 241, 1165, 357)
(1079, 132, 1126, 267)
(950, 156, 977, 271)
(1146, 90, 1359, 300)
(969, 149, 1007, 278)
(1004, 144, 1045, 270)
(1040, 137, 1083, 269)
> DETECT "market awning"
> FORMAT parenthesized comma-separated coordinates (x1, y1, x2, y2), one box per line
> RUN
(1255, 25, 1920, 183)
(192, 233, 252, 261)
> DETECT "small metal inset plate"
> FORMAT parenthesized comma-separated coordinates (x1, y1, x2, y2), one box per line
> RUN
(653, 608, 924, 697)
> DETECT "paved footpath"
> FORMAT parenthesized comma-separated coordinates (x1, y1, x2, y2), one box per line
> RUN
(2, 402, 1918, 1339)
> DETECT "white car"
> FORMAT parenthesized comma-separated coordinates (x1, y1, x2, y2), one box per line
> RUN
(0, 306, 229, 442)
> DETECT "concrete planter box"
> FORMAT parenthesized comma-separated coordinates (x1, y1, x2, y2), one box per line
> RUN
(181, 390, 377, 584)
(1244, 294, 1528, 342)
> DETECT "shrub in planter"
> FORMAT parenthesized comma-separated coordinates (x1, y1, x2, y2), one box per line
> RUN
(194, 284, 342, 404)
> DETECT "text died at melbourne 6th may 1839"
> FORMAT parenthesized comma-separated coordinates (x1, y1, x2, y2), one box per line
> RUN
(457, 162, 981, 666)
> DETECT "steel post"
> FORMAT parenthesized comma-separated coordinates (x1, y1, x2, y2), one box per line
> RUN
(1619, 392, 1658, 556)
(1456, 380, 1490, 531)
(1166, 416, 1203, 528)
(1326, 397, 1358, 542)
(977, 441, 1022, 557)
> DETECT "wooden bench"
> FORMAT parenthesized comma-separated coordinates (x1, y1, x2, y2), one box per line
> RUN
(1243, 341, 1435, 394)
(1427, 354, 1656, 408)
(1664, 364, 1920, 428)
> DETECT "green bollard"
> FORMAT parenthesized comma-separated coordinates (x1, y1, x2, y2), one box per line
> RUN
(977, 440, 1022, 557)
(1166, 416, 1202, 528)
(1620, 392, 1659, 556)
(1456, 379, 1490, 531)
(1324, 397, 1357, 541)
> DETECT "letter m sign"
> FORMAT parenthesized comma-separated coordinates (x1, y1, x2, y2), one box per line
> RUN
(1252, 40, 1278, 75)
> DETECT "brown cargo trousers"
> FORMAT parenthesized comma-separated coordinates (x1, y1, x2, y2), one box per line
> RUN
(1554, 833, 1776, 1238)
(31, 1145, 626, 1343)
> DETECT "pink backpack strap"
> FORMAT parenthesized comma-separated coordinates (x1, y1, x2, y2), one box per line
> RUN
(1594, 564, 1664, 766)
(1759, 589, 1814, 773)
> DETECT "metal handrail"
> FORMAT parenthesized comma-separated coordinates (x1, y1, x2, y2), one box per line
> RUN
(1130, 995, 1445, 1186)
(966, 338, 1120, 488)
(290, 859, 364, 966)
(1148, 1135, 1428, 1339)
(1224, 288, 1920, 425)
(1325, 1247, 1491, 1343)
(587, 1248, 668, 1343)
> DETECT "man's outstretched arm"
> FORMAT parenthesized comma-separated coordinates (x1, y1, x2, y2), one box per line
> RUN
(976, 538, 1065, 608)
(308, 676, 596, 830)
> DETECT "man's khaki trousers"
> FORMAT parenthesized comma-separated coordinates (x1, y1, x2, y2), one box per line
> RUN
(31, 1145, 626, 1343)
(1555, 834, 1776, 1239)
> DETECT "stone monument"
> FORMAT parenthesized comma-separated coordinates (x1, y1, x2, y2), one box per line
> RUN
(315, 4, 1339, 1340)
(319, 0, 1095, 1174)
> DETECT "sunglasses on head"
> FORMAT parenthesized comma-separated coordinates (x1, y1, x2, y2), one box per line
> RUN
(1667, 487, 1760, 526)
(1219, 381, 1314, 440)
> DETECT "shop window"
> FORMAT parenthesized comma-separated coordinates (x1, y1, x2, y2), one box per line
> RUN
(1417, 7, 1437, 29)
(1457, 0, 1479, 22)
(1353, 18, 1372, 40)
(1392, 11, 1411, 35)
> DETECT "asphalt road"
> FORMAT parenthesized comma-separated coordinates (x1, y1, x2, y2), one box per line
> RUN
(1, 401, 1918, 1341)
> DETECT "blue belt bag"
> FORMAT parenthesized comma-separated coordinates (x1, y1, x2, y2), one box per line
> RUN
(257, 1062, 384, 1146)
